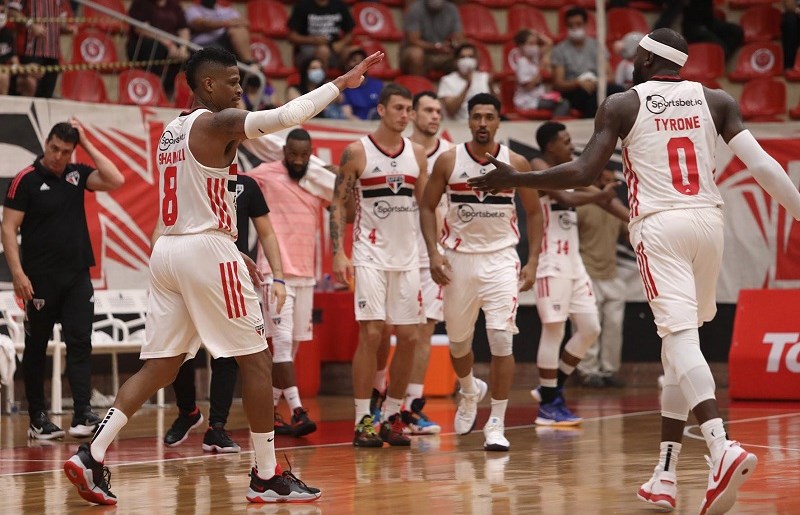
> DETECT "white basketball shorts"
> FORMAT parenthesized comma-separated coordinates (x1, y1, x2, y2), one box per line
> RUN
(263, 277, 315, 341)
(535, 269, 598, 324)
(354, 266, 422, 325)
(420, 266, 444, 323)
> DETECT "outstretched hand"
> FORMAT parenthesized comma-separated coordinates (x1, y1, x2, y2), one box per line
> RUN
(335, 51, 384, 90)
(467, 153, 521, 194)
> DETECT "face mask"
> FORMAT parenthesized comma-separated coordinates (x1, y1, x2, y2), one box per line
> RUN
(0, 12, 6, 28)
(457, 57, 477, 75)
(568, 27, 586, 42)
(523, 44, 540, 59)
(307, 68, 325, 84)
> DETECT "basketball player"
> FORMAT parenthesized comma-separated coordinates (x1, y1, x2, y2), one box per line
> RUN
(330, 83, 428, 447)
(529, 122, 627, 426)
(63, 47, 382, 505)
(372, 91, 451, 434)
(470, 29, 800, 514)
(421, 93, 543, 451)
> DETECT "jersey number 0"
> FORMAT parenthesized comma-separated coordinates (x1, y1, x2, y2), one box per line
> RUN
(667, 137, 700, 196)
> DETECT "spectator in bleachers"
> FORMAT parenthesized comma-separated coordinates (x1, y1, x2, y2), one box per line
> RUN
(287, 0, 355, 69)
(512, 28, 570, 116)
(551, 7, 624, 118)
(287, 57, 347, 119)
(8, 0, 75, 98)
(682, 0, 743, 61)
(184, 0, 253, 65)
(782, 0, 800, 70)
(400, 0, 464, 77)
(438, 43, 496, 121)
(242, 75, 276, 112)
(341, 47, 383, 120)
(0, 4, 19, 96)
(613, 31, 644, 90)
(126, 0, 191, 98)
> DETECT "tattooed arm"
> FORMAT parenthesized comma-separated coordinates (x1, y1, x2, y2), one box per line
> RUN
(330, 141, 364, 284)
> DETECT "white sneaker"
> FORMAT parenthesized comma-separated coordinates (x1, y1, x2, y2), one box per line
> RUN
(637, 469, 677, 511)
(699, 440, 758, 515)
(454, 378, 488, 435)
(483, 417, 509, 452)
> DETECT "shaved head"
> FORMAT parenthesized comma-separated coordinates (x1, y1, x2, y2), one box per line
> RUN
(632, 28, 688, 85)
(648, 28, 689, 58)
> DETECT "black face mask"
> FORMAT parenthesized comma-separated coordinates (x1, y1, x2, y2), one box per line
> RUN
(200, 0, 216, 8)
(285, 160, 309, 181)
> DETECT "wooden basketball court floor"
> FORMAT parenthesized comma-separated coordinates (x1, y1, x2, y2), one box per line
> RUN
(0, 387, 798, 514)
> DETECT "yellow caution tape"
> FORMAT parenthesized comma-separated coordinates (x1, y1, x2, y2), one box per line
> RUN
(0, 59, 183, 75)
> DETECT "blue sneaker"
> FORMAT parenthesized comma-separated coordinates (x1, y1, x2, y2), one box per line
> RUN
(402, 398, 441, 435)
(370, 388, 384, 426)
(535, 396, 582, 427)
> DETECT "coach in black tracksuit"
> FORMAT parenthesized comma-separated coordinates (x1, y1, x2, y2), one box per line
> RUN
(1, 120, 124, 440)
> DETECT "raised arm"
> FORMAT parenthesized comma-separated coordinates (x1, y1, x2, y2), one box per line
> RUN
(330, 142, 363, 284)
(511, 152, 542, 292)
(420, 149, 454, 286)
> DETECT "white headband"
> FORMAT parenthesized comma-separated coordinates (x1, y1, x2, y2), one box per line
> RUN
(639, 35, 688, 66)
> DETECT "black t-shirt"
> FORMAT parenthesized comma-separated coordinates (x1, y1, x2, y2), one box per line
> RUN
(3, 158, 96, 276)
(235, 173, 269, 256)
(287, 0, 355, 42)
(0, 27, 15, 63)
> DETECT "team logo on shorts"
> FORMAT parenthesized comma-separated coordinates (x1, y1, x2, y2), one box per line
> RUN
(66, 171, 80, 186)
(32, 298, 45, 310)
(255, 323, 265, 338)
(552, 303, 561, 312)
(387, 175, 404, 194)
(358, 299, 367, 310)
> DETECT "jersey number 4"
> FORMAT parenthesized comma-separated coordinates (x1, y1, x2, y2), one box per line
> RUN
(667, 137, 700, 196)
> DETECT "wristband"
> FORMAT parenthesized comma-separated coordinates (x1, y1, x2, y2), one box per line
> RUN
(273, 278, 286, 285)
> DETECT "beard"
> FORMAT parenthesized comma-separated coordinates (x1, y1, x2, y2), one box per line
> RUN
(286, 161, 308, 181)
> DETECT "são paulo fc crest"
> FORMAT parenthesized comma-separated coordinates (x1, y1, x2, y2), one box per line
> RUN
(387, 175, 404, 193)
(358, 299, 367, 310)
(32, 298, 45, 310)
(66, 171, 80, 186)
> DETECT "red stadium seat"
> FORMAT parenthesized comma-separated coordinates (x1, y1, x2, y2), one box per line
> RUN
(350, 37, 400, 80)
(394, 75, 436, 97)
(789, 96, 800, 120)
(71, 30, 118, 72)
(118, 70, 170, 107)
(506, 5, 555, 41)
(680, 43, 726, 88)
(248, 0, 289, 39)
(81, 0, 127, 34)
(729, 0, 778, 9)
(740, 6, 782, 43)
(61, 70, 108, 103)
(556, 5, 597, 41)
(459, 3, 509, 44)
(606, 7, 650, 44)
(470, 40, 496, 74)
(728, 42, 783, 82)
(499, 77, 552, 120)
(626, 1, 662, 11)
(785, 52, 800, 81)
(525, 0, 565, 8)
(472, 0, 515, 7)
(739, 78, 786, 122)
(352, 3, 403, 41)
(250, 34, 295, 78)
(173, 72, 193, 110)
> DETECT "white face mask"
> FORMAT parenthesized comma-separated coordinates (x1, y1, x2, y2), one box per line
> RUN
(307, 68, 325, 84)
(568, 27, 586, 42)
(457, 57, 477, 75)
(0, 12, 6, 28)
(523, 44, 540, 59)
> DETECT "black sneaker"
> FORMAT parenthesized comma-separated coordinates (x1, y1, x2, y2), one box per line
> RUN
(202, 423, 241, 453)
(164, 409, 204, 447)
(274, 412, 293, 436)
(246, 465, 321, 503)
(69, 407, 102, 438)
(353, 414, 383, 448)
(289, 407, 317, 437)
(64, 443, 117, 505)
(378, 414, 411, 446)
(28, 411, 66, 440)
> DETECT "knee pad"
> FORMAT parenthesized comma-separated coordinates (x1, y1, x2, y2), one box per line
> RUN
(487, 329, 513, 357)
(663, 329, 716, 409)
(537, 323, 565, 370)
(564, 313, 601, 360)
(449, 337, 473, 359)
(271, 331, 293, 364)
(660, 362, 690, 421)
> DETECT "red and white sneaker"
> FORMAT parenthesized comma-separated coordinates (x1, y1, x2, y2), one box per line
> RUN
(699, 440, 758, 515)
(637, 469, 677, 511)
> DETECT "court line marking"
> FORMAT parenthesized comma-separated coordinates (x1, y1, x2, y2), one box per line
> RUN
(0, 409, 660, 477)
(684, 412, 800, 444)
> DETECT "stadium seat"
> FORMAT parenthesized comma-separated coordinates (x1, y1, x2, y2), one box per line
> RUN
(789, 97, 800, 120)
(470, 40, 496, 74)
(248, 0, 289, 39)
(394, 75, 436, 96)
(729, 0, 778, 9)
(501, 40, 552, 81)
(785, 52, 800, 81)
(81, 0, 127, 34)
(351, 3, 403, 41)
(472, 0, 515, 7)
(606, 8, 650, 44)
(626, 1, 661, 11)
(61, 70, 108, 103)
(173, 72, 193, 110)
(350, 37, 400, 80)
(459, 3, 509, 44)
(740, 5, 782, 43)
(728, 42, 783, 82)
(506, 5, 555, 41)
(499, 77, 552, 120)
(525, 0, 564, 8)
(118, 70, 170, 107)
(250, 34, 294, 78)
(680, 43, 725, 88)
(71, 30, 118, 72)
(739, 78, 786, 122)
(556, 5, 597, 41)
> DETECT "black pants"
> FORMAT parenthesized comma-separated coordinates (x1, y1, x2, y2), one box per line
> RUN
(17, 56, 60, 98)
(564, 83, 626, 118)
(172, 355, 238, 426)
(783, 12, 799, 69)
(23, 270, 94, 415)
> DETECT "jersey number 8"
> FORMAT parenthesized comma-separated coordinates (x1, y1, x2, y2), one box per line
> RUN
(162, 165, 178, 226)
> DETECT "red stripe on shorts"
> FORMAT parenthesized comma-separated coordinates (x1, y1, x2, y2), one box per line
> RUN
(226, 262, 241, 318)
(219, 262, 234, 318)
(234, 261, 247, 317)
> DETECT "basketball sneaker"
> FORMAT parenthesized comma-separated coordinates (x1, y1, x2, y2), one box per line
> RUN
(64, 443, 117, 505)
(202, 423, 241, 453)
(535, 396, 582, 426)
(454, 377, 488, 435)
(274, 412, 292, 436)
(529, 385, 564, 403)
(69, 407, 102, 438)
(246, 465, 321, 503)
(379, 413, 411, 446)
(28, 411, 66, 440)
(698, 440, 758, 515)
(370, 388, 385, 425)
(483, 416, 510, 452)
(164, 409, 204, 447)
(288, 407, 317, 437)
(403, 398, 441, 435)
(353, 414, 383, 447)
(637, 469, 677, 511)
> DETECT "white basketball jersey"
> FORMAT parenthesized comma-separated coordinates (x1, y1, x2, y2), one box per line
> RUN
(537, 192, 586, 279)
(418, 138, 453, 267)
(157, 109, 238, 239)
(622, 79, 723, 223)
(353, 135, 421, 270)
(441, 143, 519, 254)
